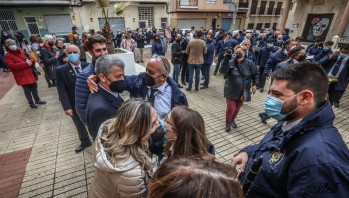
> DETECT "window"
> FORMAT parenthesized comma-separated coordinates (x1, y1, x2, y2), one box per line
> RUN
(206, 0, 216, 4)
(275, 2, 283, 15)
(223, 0, 231, 4)
(250, 0, 258, 15)
(0, 11, 18, 37)
(267, 1, 275, 15)
(256, 23, 263, 30)
(259, 1, 267, 15)
(138, 7, 154, 27)
(247, 23, 254, 29)
(272, 23, 277, 30)
(179, 0, 198, 6)
(161, 18, 167, 28)
(264, 23, 270, 28)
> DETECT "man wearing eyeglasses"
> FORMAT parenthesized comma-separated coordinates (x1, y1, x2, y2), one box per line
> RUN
(56, 44, 91, 153)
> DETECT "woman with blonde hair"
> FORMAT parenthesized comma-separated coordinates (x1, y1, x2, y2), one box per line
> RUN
(89, 98, 160, 198)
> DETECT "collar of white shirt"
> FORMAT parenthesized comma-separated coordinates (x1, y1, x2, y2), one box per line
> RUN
(98, 83, 120, 99)
(155, 80, 169, 93)
(282, 118, 303, 132)
(69, 62, 81, 73)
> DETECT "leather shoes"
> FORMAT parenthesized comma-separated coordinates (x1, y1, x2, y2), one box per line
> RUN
(29, 104, 38, 109)
(259, 113, 268, 124)
(334, 102, 339, 108)
(75, 143, 92, 153)
(225, 124, 231, 133)
(231, 122, 237, 128)
(35, 100, 46, 105)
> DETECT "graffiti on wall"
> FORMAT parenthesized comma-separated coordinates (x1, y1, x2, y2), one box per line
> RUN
(302, 14, 334, 42)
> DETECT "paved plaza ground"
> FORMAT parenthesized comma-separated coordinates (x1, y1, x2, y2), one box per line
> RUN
(0, 58, 348, 197)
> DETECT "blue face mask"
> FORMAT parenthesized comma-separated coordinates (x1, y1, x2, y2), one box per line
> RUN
(339, 52, 349, 59)
(159, 119, 167, 132)
(68, 53, 80, 63)
(267, 44, 274, 48)
(264, 93, 301, 121)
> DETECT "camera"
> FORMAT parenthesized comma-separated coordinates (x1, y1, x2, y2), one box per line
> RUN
(222, 47, 233, 60)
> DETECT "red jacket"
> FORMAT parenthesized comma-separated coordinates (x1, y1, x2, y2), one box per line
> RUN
(5, 50, 37, 85)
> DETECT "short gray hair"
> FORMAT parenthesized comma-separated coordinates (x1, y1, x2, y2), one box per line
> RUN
(95, 55, 125, 76)
(66, 44, 80, 54)
(5, 39, 15, 47)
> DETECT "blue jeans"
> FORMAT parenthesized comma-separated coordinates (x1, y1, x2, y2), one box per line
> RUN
(172, 63, 181, 84)
(188, 64, 201, 90)
(203, 63, 212, 87)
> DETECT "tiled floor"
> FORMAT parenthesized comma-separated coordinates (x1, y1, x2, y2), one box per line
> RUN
(0, 57, 348, 197)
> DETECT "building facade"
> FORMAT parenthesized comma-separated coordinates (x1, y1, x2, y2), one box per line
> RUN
(0, 0, 72, 39)
(244, 0, 286, 30)
(285, 0, 349, 42)
(169, 0, 249, 31)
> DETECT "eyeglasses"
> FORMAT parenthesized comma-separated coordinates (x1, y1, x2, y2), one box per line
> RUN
(152, 55, 168, 74)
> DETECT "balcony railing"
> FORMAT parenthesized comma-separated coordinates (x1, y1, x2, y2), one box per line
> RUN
(178, 0, 198, 8)
(250, 7, 284, 16)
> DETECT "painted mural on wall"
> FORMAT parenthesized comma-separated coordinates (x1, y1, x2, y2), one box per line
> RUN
(302, 14, 334, 42)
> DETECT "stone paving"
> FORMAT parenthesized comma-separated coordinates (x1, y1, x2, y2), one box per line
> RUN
(0, 58, 348, 197)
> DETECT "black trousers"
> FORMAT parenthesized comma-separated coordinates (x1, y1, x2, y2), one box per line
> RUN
(328, 83, 346, 105)
(22, 83, 40, 105)
(214, 57, 222, 74)
(181, 59, 189, 83)
(259, 66, 267, 89)
(71, 111, 91, 146)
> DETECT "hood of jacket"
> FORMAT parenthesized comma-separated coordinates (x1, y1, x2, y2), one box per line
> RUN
(92, 120, 142, 173)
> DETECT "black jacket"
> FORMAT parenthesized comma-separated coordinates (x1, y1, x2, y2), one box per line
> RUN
(86, 85, 124, 140)
(171, 41, 182, 64)
(223, 58, 259, 100)
(56, 61, 89, 111)
(135, 33, 146, 48)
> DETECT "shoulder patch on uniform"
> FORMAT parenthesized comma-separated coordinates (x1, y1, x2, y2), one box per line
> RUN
(269, 150, 284, 165)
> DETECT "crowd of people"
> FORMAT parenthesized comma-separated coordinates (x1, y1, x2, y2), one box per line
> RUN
(1, 24, 349, 197)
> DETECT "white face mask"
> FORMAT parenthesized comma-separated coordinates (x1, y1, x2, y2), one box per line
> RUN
(9, 45, 17, 50)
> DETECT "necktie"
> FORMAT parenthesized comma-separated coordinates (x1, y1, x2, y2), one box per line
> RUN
(331, 58, 343, 76)
(74, 67, 80, 75)
(149, 88, 157, 106)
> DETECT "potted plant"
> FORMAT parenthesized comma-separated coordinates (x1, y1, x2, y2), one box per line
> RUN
(95, 0, 132, 54)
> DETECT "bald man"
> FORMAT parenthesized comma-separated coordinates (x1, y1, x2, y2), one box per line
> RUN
(56, 44, 91, 153)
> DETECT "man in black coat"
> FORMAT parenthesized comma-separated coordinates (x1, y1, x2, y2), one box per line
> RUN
(86, 55, 125, 140)
(56, 44, 91, 153)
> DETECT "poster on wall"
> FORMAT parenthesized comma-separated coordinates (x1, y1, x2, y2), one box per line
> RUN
(302, 13, 334, 42)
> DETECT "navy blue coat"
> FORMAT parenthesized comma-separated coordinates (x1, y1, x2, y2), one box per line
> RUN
(215, 39, 235, 58)
(275, 58, 297, 70)
(86, 85, 124, 140)
(245, 48, 256, 63)
(152, 41, 164, 56)
(56, 61, 89, 111)
(307, 45, 323, 56)
(313, 49, 333, 62)
(257, 46, 277, 67)
(264, 49, 288, 75)
(75, 61, 95, 124)
(282, 33, 290, 41)
(124, 73, 188, 108)
(239, 101, 349, 197)
(319, 56, 349, 90)
(204, 41, 215, 65)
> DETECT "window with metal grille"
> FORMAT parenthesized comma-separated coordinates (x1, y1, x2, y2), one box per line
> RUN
(256, 23, 263, 30)
(272, 23, 277, 29)
(0, 11, 18, 36)
(24, 17, 40, 35)
(264, 23, 270, 28)
(206, 0, 216, 3)
(223, 0, 231, 4)
(161, 18, 167, 28)
(138, 7, 154, 27)
(247, 23, 254, 29)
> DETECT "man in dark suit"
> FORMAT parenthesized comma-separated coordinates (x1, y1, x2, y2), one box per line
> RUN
(319, 44, 349, 108)
(56, 44, 91, 153)
(86, 55, 125, 140)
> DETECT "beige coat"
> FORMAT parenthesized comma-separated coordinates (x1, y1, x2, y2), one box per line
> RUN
(186, 38, 207, 65)
(88, 121, 151, 198)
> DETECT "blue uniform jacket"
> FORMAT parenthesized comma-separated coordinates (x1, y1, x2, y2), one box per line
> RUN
(257, 46, 276, 67)
(215, 39, 234, 58)
(313, 49, 332, 62)
(75, 61, 95, 124)
(307, 45, 323, 56)
(240, 101, 349, 197)
(275, 58, 297, 70)
(204, 41, 215, 65)
(124, 72, 188, 108)
(246, 48, 256, 63)
(319, 56, 349, 90)
(264, 49, 288, 75)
